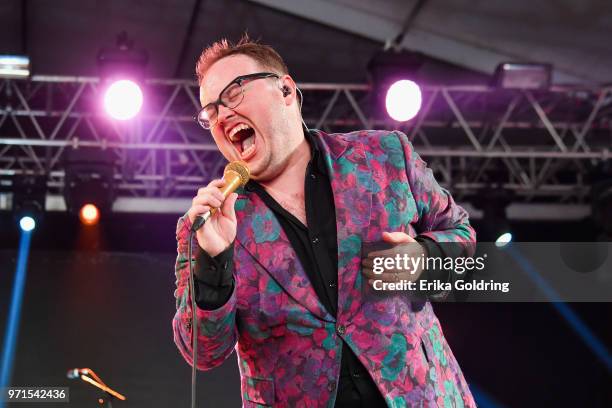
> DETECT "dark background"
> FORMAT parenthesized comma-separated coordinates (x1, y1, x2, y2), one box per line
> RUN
(1, 0, 611, 406)
(1, 212, 611, 407)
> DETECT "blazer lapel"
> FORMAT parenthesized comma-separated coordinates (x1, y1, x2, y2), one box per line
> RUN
(235, 190, 334, 322)
(318, 131, 373, 320)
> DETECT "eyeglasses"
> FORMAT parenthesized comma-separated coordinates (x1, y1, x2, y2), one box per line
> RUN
(195, 72, 280, 130)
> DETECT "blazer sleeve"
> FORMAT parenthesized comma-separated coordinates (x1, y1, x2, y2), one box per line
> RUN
(394, 130, 477, 256)
(172, 214, 238, 371)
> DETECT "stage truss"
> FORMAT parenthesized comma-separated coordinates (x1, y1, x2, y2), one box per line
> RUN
(0, 75, 610, 206)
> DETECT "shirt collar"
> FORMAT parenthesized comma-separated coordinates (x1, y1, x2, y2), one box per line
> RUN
(303, 126, 328, 176)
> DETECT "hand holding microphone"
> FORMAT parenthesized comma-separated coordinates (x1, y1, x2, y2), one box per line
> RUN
(187, 161, 250, 257)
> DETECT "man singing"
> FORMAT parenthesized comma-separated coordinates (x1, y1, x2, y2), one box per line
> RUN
(173, 36, 477, 407)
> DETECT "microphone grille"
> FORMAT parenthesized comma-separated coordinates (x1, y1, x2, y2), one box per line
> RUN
(225, 161, 250, 186)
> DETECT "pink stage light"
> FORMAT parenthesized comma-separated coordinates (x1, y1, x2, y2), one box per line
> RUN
(385, 80, 422, 122)
(103, 79, 143, 120)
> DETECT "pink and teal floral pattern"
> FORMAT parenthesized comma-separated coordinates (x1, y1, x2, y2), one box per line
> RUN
(173, 130, 477, 407)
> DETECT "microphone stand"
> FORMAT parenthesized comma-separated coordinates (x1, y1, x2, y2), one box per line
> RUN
(74, 369, 126, 407)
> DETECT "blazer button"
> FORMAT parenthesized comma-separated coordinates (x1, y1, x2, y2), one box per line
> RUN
(336, 324, 346, 335)
(327, 380, 336, 392)
(185, 321, 192, 330)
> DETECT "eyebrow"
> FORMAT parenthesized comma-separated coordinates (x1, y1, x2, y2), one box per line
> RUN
(199, 87, 210, 107)
(201, 79, 232, 107)
(201, 97, 212, 108)
(200, 77, 226, 107)
(200, 89, 215, 108)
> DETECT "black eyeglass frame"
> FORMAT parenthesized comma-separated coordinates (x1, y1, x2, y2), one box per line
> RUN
(194, 72, 280, 129)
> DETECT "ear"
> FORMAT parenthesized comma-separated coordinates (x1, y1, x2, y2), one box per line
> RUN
(279, 75, 297, 106)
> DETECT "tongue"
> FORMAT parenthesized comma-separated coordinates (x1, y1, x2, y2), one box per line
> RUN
(241, 134, 255, 151)
(240, 134, 256, 159)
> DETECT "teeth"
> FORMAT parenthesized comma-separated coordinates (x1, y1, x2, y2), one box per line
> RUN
(228, 123, 252, 141)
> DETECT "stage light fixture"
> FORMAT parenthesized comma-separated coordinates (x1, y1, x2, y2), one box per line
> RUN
(103, 79, 143, 120)
(0, 55, 30, 78)
(495, 232, 513, 248)
(19, 216, 36, 232)
(79, 203, 100, 226)
(97, 32, 148, 120)
(367, 49, 424, 121)
(385, 79, 422, 122)
(12, 176, 46, 231)
(493, 63, 552, 90)
(63, 148, 115, 221)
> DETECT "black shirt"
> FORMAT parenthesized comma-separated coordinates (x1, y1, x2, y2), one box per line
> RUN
(193, 129, 445, 407)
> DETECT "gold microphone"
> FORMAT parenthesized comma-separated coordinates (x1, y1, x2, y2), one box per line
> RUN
(191, 161, 250, 231)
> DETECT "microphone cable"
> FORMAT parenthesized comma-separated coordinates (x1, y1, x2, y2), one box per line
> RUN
(184, 161, 249, 407)
(184, 91, 305, 407)
(188, 229, 198, 408)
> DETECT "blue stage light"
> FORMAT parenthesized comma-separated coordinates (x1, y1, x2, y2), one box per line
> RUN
(12, 176, 46, 233)
(495, 232, 512, 248)
(18, 216, 36, 232)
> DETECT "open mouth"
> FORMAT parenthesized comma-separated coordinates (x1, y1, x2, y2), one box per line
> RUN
(228, 123, 257, 160)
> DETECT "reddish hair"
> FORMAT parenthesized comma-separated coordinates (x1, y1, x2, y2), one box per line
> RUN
(195, 34, 289, 85)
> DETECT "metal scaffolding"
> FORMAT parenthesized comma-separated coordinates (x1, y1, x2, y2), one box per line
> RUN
(1, 75, 610, 205)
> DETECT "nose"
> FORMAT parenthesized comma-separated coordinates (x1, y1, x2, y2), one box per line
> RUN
(216, 104, 235, 127)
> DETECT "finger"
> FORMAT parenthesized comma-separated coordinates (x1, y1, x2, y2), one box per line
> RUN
(198, 183, 225, 201)
(363, 270, 395, 282)
(362, 268, 387, 280)
(220, 192, 238, 221)
(361, 258, 374, 268)
(361, 256, 390, 268)
(361, 268, 377, 280)
(193, 193, 223, 208)
(365, 248, 396, 258)
(376, 272, 409, 283)
(207, 179, 226, 188)
(199, 189, 225, 204)
(188, 204, 212, 222)
(382, 231, 415, 243)
(192, 204, 212, 216)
